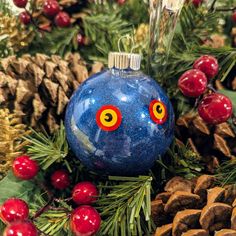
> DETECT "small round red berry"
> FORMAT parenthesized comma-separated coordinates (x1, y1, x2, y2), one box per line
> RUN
(13, 0, 28, 8)
(192, 0, 203, 7)
(0, 198, 29, 223)
(70, 205, 101, 236)
(51, 169, 70, 190)
(43, 0, 60, 18)
(232, 11, 236, 23)
(3, 221, 38, 236)
(198, 93, 233, 124)
(72, 182, 98, 205)
(55, 12, 71, 28)
(178, 69, 208, 97)
(19, 11, 31, 25)
(117, 0, 126, 5)
(12, 155, 39, 180)
(77, 33, 85, 46)
(193, 55, 219, 80)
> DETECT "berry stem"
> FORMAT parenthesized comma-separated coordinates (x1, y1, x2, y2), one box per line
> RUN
(207, 84, 217, 93)
(32, 198, 53, 220)
(54, 196, 72, 203)
(24, 8, 48, 32)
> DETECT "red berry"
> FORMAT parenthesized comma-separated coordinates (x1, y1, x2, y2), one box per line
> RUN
(0, 198, 29, 223)
(70, 205, 101, 236)
(13, 0, 28, 8)
(43, 0, 60, 17)
(192, 0, 203, 7)
(77, 34, 85, 46)
(178, 69, 208, 97)
(3, 221, 38, 236)
(12, 155, 39, 180)
(19, 11, 31, 25)
(55, 12, 71, 28)
(232, 11, 236, 23)
(51, 170, 70, 190)
(198, 93, 233, 124)
(117, 0, 126, 5)
(72, 182, 98, 205)
(193, 55, 219, 80)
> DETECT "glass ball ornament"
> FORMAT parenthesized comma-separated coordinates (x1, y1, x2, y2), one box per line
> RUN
(65, 52, 174, 175)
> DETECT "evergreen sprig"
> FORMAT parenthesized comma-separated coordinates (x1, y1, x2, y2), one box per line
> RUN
(24, 123, 69, 170)
(216, 158, 236, 186)
(20, 27, 79, 56)
(97, 176, 153, 236)
(83, 8, 132, 62)
(30, 195, 72, 236)
(157, 141, 203, 179)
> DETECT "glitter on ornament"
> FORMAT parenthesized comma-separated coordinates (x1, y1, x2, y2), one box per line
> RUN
(65, 52, 175, 175)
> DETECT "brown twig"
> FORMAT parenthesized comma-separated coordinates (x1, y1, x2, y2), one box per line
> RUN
(215, 7, 236, 12)
(209, 0, 217, 12)
(24, 8, 49, 32)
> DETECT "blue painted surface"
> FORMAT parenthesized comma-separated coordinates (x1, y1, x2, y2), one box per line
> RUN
(65, 69, 174, 175)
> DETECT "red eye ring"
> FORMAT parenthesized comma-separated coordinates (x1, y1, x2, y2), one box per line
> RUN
(96, 105, 122, 131)
(149, 100, 168, 124)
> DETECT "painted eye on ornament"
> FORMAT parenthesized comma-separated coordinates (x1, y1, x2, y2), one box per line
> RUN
(149, 100, 168, 124)
(96, 105, 122, 131)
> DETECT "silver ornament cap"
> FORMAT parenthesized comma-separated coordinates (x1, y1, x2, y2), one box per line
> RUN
(108, 52, 141, 71)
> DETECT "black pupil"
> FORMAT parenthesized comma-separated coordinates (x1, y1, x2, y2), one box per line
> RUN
(105, 113, 113, 122)
(156, 105, 163, 114)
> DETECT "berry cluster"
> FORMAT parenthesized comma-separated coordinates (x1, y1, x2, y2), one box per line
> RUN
(70, 181, 100, 235)
(1, 154, 101, 235)
(50, 170, 101, 235)
(0, 198, 38, 236)
(13, 0, 71, 28)
(178, 55, 233, 124)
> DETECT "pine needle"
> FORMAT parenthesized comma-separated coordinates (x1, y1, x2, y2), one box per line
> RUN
(97, 176, 153, 236)
(24, 122, 69, 170)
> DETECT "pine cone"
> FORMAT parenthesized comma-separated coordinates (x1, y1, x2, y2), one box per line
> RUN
(0, 53, 90, 133)
(0, 14, 34, 52)
(0, 109, 30, 180)
(152, 175, 236, 236)
(176, 112, 236, 173)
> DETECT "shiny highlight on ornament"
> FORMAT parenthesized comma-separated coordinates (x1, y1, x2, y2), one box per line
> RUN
(96, 105, 122, 131)
(149, 100, 168, 124)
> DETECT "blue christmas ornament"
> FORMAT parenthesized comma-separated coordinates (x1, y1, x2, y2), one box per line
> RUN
(65, 52, 174, 175)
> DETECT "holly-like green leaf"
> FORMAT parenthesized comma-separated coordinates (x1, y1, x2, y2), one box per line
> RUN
(0, 171, 37, 204)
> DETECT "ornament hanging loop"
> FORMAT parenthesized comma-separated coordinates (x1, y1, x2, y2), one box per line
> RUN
(117, 35, 136, 54)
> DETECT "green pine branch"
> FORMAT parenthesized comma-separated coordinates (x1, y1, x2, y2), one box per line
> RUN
(24, 123, 70, 170)
(215, 158, 236, 186)
(30, 195, 73, 236)
(96, 176, 153, 236)
(83, 7, 132, 62)
(157, 140, 204, 179)
(20, 27, 79, 57)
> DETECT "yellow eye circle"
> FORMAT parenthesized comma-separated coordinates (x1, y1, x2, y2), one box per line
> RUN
(96, 105, 122, 131)
(100, 109, 118, 128)
(149, 100, 167, 124)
